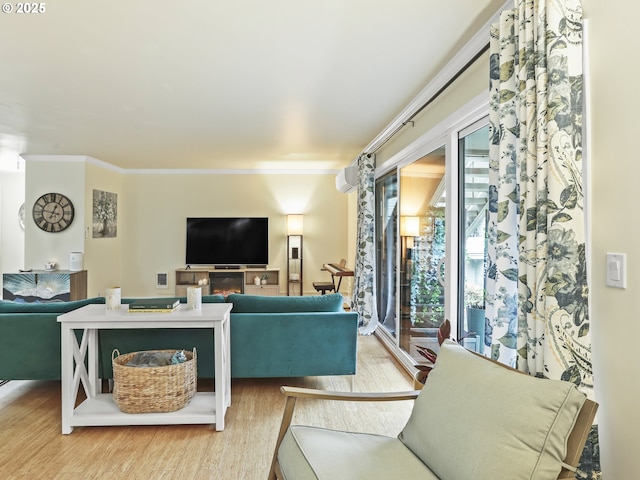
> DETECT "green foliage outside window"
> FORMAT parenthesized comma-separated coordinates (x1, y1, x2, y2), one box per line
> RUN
(410, 207, 446, 327)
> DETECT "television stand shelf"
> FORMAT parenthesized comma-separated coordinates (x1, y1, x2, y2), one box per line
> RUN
(175, 267, 280, 297)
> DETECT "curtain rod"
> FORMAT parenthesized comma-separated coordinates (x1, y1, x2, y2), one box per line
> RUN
(369, 43, 490, 155)
(355, 0, 510, 161)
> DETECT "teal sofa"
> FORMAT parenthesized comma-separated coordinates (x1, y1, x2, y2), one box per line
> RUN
(0, 293, 358, 380)
(0, 297, 106, 379)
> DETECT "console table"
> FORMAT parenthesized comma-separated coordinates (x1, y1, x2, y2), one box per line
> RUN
(57, 303, 232, 434)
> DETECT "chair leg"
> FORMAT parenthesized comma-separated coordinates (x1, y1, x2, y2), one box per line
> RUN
(268, 395, 298, 480)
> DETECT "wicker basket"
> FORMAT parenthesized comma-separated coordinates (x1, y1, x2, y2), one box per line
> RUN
(112, 348, 197, 414)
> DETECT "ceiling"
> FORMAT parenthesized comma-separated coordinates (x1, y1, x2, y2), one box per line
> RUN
(0, 0, 506, 172)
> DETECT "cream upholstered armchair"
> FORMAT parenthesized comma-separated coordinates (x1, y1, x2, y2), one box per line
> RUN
(268, 340, 597, 480)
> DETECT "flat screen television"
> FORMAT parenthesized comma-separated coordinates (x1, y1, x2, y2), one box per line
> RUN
(185, 217, 269, 267)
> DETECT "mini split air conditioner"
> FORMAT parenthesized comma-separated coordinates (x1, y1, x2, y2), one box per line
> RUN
(335, 165, 358, 193)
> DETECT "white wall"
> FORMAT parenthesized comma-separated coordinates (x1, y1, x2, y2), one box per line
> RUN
(0, 171, 25, 273)
(582, 1, 640, 477)
(120, 172, 349, 297)
(20, 155, 355, 299)
(21, 160, 351, 298)
(84, 160, 123, 297)
(24, 157, 86, 270)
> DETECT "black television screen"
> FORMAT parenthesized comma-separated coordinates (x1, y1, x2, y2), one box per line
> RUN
(186, 217, 269, 266)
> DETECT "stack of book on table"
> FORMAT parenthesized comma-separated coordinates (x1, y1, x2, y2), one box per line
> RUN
(128, 298, 181, 313)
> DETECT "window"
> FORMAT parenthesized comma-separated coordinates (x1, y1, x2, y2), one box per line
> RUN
(372, 98, 490, 371)
(458, 123, 490, 355)
(399, 145, 447, 364)
(375, 171, 398, 336)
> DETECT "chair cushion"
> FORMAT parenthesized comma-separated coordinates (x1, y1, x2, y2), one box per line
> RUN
(399, 340, 586, 480)
(278, 425, 438, 479)
(226, 293, 343, 313)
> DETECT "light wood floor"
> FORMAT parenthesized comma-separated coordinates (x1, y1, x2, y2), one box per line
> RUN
(0, 335, 414, 480)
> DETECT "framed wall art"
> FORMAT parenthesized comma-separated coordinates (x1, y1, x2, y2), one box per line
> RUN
(92, 189, 118, 238)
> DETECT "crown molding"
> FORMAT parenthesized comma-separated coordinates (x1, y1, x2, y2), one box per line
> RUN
(20, 154, 338, 175)
(122, 168, 340, 175)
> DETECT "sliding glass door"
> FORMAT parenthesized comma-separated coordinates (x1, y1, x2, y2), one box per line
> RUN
(398, 146, 447, 362)
(375, 172, 398, 336)
(458, 123, 490, 355)
(373, 115, 490, 369)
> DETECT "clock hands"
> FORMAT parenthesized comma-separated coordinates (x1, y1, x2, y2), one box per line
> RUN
(43, 205, 62, 221)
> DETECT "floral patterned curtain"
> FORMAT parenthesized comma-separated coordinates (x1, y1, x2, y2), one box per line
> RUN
(487, 0, 599, 477)
(351, 153, 379, 335)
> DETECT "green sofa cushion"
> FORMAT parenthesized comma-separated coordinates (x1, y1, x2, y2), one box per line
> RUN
(226, 293, 344, 313)
(121, 295, 225, 305)
(201, 295, 226, 303)
(0, 297, 105, 313)
(399, 340, 586, 480)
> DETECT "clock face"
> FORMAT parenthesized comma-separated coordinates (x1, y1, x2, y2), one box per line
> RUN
(32, 192, 75, 233)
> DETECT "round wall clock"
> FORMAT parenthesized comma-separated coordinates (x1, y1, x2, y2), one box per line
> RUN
(18, 203, 25, 230)
(32, 192, 75, 233)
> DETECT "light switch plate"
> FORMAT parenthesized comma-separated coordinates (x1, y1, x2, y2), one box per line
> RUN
(606, 253, 626, 289)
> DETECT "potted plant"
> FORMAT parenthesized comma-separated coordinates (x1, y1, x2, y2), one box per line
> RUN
(413, 319, 451, 388)
(464, 283, 485, 354)
(413, 300, 488, 388)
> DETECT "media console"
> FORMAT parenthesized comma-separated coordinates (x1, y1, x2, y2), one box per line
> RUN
(175, 267, 280, 297)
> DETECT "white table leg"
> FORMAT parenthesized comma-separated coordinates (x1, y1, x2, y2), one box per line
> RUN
(60, 325, 74, 434)
(87, 329, 99, 396)
(62, 327, 98, 434)
(214, 318, 226, 431)
(224, 316, 231, 408)
(71, 328, 92, 400)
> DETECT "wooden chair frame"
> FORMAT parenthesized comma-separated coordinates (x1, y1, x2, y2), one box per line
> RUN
(268, 387, 420, 480)
(268, 379, 597, 480)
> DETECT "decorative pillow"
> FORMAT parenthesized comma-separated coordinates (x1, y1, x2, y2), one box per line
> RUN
(226, 293, 343, 313)
(399, 340, 586, 480)
(0, 297, 105, 314)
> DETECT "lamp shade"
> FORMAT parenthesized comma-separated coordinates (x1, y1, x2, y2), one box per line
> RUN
(400, 216, 419, 237)
(287, 215, 304, 235)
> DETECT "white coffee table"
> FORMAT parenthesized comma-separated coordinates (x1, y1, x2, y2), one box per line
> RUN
(57, 302, 232, 434)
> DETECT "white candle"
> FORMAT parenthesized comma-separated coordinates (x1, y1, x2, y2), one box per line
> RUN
(187, 286, 202, 310)
(105, 287, 121, 310)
